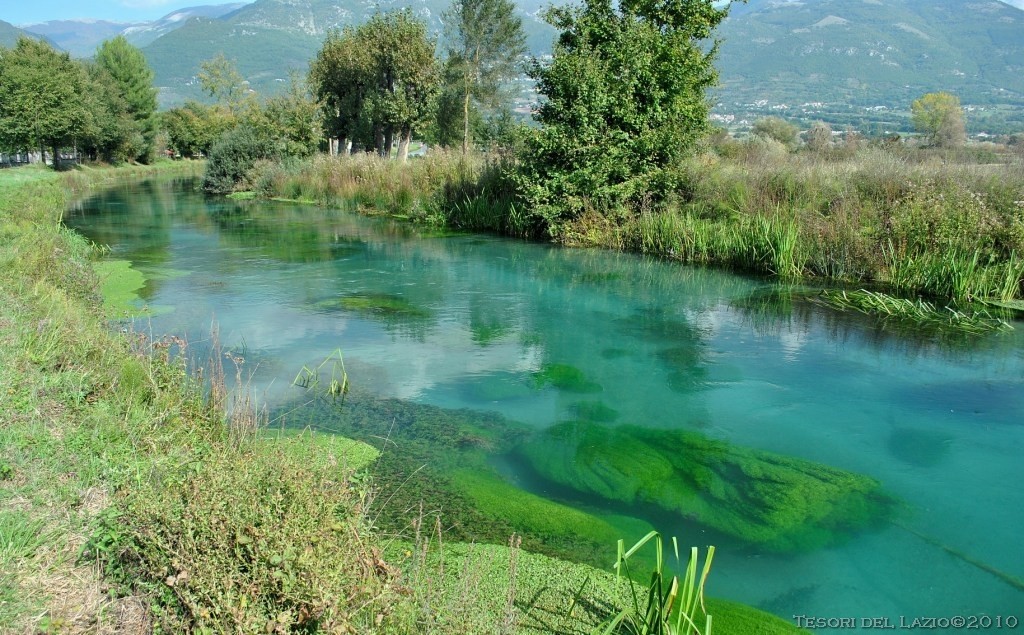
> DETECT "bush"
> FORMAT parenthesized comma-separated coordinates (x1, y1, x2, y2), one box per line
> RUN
(202, 126, 277, 195)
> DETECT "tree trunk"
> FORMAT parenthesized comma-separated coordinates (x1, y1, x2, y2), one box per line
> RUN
(342, 138, 352, 156)
(462, 86, 471, 156)
(383, 129, 394, 159)
(329, 138, 337, 157)
(398, 128, 412, 163)
(375, 129, 386, 157)
(52, 143, 60, 171)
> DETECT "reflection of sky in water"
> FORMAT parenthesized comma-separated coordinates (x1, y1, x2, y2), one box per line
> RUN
(66, 179, 1024, 632)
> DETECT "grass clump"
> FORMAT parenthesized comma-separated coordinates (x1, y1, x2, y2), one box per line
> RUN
(93, 438, 398, 633)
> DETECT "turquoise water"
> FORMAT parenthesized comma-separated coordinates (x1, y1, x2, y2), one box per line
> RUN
(66, 178, 1024, 631)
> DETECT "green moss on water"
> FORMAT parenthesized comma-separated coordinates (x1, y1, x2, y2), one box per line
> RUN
(516, 421, 896, 552)
(94, 259, 173, 317)
(533, 363, 603, 394)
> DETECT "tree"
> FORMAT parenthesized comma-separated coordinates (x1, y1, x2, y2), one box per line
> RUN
(0, 37, 91, 168)
(804, 121, 833, 152)
(517, 0, 731, 232)
(198, 53, 249, 112)
(309, 27, 373, 155)
(911, 92, 966, 148)
(443, 0, 527, 154)
(161, 102, 235, 158)
(361, 11, 439, 161)
(94, 35, 158, 161)
(243, 75, 323, 158)
(752, 116, 799, 148)
(310, 12, 438, 161)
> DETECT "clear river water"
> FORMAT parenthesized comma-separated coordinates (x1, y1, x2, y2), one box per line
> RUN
(65, 177, 1024, 632)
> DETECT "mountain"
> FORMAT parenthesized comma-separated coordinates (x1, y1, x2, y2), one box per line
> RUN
(0, 19, 59, 49)
(142, 0, 556, 106)
(17, 5, 247, 58)
(712, 0, 1024, 133)
(20, 20, 141, 57)
(122, 3, 249, 48)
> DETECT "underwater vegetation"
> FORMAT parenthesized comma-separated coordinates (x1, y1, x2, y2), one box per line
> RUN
(276, 393, 651, 565)
(532, 363, 603, 393)
(94, 259, 175, 317)
(811, 289, 1012, 337)
(462, 371, 537, 402)
(314, 292, 433, 318)
(515, 421, 896, 552)
(568, 400, 620, 423)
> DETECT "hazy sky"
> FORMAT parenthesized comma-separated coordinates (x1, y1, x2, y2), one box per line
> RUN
(5, 0, 1024, 26)
(4, 0, 253, 26)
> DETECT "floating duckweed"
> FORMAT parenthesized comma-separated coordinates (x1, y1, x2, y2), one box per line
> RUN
(533, 363, 603, 393)
(515, 421, 896, 552)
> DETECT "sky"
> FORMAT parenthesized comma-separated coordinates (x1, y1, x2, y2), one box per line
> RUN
(5, 0, 1024, 26)
(3, 0, 253, 26)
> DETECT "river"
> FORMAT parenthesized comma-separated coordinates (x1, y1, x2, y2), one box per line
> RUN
(65, 177, 1024, 632)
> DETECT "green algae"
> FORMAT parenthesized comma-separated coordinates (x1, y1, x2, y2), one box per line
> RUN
(568, 400, 620, 423)
(314, 292, 433, 319)
(94, 259, 173, 317)
(258, 428, 380, 471)
(451, 470, 652, 548)
(532, 363, 603, 394)
(515, 421, 896, 552)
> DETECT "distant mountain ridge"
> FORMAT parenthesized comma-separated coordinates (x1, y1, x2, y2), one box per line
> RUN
(0, 19, 60, 49)
(13, 4, 247, 57)
(139, 0, 556, 106)
(714, 0, 1024, 108)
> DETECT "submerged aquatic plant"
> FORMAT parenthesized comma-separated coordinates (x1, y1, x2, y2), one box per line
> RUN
(293, 348, 349, 400)
(595, 532, 714, 635)
(516, 421, 896, 551)
(811, 289, 1012, 335)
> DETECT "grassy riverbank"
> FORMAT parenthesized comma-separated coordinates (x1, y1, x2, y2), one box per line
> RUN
(1, 163, 803, 632)
(250, 145, 1024, 304)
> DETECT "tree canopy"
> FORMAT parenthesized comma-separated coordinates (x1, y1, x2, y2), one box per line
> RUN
(93, 36, 159, 161)
(443, 0, 527, 154)
(310, 11, 438, 161)
(0, 37, 91, 166)
(516, 0, 731, 233)
(911, 92, 966, 148)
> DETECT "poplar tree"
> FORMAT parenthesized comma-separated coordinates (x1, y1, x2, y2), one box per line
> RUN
(444, 0, 527, 154)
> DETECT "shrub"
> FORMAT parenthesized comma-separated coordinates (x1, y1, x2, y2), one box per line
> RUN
(202, 126, 278, 194)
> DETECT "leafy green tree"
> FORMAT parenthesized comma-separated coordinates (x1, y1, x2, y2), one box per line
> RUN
(161, 102, 236, 158)
(517, 0, 730, 233)
(361, 11, 439, 161)
(0, 37, 91, 168)
(443, 0, 527, 154)
(198, 53, 249, 112)
(309, 27, 373, 155)
(911, 92, 966, 148)
(243, 75, 323, 158)
(81, 61, 144, 162)
(94, 35, 158, 161)
(310, 12, 438, 161)
(752, 116, 799, 148)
